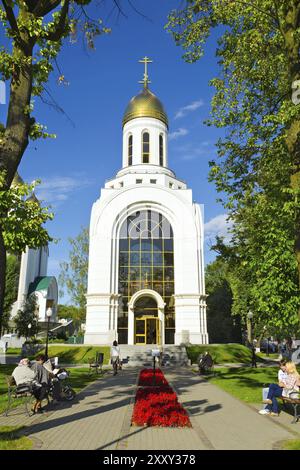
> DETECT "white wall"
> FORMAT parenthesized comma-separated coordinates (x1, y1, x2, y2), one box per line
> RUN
(85, 181, 208, 345)
(122, 117, 168, 167)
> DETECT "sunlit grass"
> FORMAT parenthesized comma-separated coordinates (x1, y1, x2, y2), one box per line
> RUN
(0, 426, 32, 450)
(282, 439, 300, 450)
(206, 366, 278, 403)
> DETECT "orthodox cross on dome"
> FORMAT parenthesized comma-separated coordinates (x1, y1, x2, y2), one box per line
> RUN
(138, 56, 153, 89)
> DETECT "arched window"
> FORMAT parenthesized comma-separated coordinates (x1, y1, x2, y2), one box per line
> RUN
(118, 210, 175, 344)
(159, 134, 164, 166)
(142, 131, 150, 163)
(128, 135, 132, 166)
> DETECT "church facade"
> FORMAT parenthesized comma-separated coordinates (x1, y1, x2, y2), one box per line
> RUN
(84, 59, 208, 346)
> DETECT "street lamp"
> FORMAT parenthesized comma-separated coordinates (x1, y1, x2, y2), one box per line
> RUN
(247, 310, 253, 345)
(45, 307, 52, 360)
(27, 323, 32, 340)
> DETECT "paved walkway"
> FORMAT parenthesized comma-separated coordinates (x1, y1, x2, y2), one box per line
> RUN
(1, 367, 299, 450)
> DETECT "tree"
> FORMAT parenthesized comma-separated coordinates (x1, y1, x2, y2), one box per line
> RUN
(57, 303, 85, 325)
(205, 258, 242, 343)
(59, 226, 88, 317)
(0, 175, 53, 332)
(2, 253, 20, 335)
(0, 0, 124, 339)
(167, 1, 300, 320)
(14, 294, 39, 338)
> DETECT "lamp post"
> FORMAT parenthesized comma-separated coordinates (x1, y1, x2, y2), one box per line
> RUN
(45, 307, 52, 360)
(27, 323, 32, 341)
(247, 310, 253, 345)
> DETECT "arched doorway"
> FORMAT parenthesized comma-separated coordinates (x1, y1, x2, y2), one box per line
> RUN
(127, 289, 165, 345)
(134, 296, 160, 345)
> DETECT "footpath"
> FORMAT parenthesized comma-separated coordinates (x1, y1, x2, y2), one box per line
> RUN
(0, 367, 299, 450)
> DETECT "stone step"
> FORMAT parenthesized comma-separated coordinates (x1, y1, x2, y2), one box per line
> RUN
(118, 345, 190, 367)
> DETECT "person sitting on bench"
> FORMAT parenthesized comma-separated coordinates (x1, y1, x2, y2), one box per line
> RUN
(259, 361, 299, 417)
(198, 351, 213, 375)
(12, 358, 44, 414)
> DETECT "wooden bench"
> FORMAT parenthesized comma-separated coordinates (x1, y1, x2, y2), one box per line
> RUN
(280, 395, 300, 424)
(4, 376, 34, 417)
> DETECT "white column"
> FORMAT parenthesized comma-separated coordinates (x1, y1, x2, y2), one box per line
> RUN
(128, 305, 134, 345)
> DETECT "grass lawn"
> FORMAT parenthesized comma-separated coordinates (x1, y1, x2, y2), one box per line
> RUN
(6, 348, 22, 355)
(66, 367, 105, 393)
(0, 426, 33, 450)
(256, 352, 279, 360)
(206, 366, 278, 403)
(35, 345, 110, 365)
(0, 365, 23, 415)
(282, 439, 300, 450)
(186, 344, 259, 365)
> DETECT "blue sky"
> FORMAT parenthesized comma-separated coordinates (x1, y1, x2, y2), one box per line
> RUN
(1, 1, 231, 303)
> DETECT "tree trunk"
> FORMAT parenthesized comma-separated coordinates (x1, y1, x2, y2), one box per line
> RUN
(0, 40, 33, 189)
(0, 226, 7, 335)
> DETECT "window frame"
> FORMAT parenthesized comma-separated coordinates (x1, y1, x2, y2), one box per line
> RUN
(142, 131, 150, 163)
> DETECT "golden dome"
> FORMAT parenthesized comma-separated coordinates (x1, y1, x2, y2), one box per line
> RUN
(123, 87, 168, 128)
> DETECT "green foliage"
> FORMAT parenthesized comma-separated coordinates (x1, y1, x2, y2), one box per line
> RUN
(59, 227, 88, 314)
(0, 172, 53, 252)
(167, 1, 300, 330)
(3, 253, 20, 333)
(205, 259, 242, 343)
(14, 295, 39, 338)
(57, 303, 85, 323)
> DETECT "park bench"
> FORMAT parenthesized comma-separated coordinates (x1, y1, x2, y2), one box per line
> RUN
(280, 394, 300, 424)
(4, 376, 33, 417)
(88, 352, 104, 374)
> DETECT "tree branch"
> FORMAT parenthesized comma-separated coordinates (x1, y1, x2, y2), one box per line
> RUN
(1, 0, 32, 52)
(33, 0, 61, 18)
(1, 0, 19, 33)
(226, 0, 279, 23)
(45, 0, 70, 41)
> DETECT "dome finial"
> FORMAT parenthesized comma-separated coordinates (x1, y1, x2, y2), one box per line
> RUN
(138, 56, 152, 89)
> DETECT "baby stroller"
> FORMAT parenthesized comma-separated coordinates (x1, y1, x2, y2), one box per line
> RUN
(49, 368, 76, 401)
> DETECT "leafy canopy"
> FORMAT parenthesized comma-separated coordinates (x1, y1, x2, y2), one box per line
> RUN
(0, 171, 53, 252)
(167, 1, 300, 329)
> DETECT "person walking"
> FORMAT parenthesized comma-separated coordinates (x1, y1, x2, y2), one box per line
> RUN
(251, 343, 257, 368)
(110, 340, 121, 376)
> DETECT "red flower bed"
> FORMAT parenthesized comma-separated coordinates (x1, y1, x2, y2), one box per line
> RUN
(138, 368, 169, 386)
(132, 369, 191, 427)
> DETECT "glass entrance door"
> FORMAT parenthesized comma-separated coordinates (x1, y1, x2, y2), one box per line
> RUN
(135, 316, 161, 345)
(135, 318, 146, 344)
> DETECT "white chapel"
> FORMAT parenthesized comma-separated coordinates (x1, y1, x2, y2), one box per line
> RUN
(84, 58, 208, 346)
